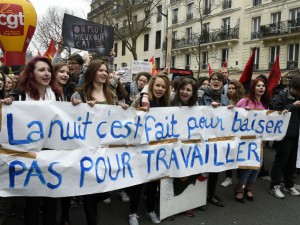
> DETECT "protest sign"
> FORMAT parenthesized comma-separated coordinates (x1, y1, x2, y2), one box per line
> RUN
(117, 67, 132, 83)
(160, 177, 207, 220)
(131, 60, 152, 74)
(62, 14, 114, 55)
(0, 102, 291, 197)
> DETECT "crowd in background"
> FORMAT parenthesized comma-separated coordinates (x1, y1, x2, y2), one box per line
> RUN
(0, 38, 300, 225)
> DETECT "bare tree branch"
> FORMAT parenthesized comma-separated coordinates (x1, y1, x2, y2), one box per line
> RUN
(94, 0, 162, 60)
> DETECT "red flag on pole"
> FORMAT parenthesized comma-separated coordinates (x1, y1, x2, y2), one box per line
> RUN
(268, 55, 281, 98)
(149, 56, 156, 75)
(239, 48, 256, 91)
(208, 63, 213, 76)
(44, 38, 57, 60)
(222, 60, 227, 68)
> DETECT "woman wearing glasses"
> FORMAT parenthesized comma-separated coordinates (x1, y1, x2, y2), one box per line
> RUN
(198, 72, 232, 207)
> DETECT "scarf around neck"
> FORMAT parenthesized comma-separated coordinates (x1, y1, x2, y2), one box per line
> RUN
(25, 86, 56, 101)
(200, 86, 224, 97)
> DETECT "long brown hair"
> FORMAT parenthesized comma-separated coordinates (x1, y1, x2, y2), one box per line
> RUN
(78, 60, 114, 104)
(148, 74, 170, 106)
(171, 78, 198, 106)
(227, 80, 245, 105)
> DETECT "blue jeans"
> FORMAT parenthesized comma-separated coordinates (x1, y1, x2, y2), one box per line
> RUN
(238, 169, 259, 186)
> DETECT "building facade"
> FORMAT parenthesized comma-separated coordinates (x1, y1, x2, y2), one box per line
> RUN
(88, 0, 300, 79)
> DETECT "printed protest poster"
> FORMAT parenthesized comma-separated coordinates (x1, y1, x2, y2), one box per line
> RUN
(131, 60, 152, 74)
(160, 176, 207, 220)
(62, 14, 114, 55)
(117, 67, 132, 83)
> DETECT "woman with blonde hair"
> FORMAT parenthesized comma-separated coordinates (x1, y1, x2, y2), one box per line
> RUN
(129, 74, 170, 225)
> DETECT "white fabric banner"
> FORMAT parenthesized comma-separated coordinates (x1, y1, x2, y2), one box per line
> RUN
(0, 102, 290, 197)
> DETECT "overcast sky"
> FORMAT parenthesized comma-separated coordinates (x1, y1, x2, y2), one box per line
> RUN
(28, 0, 91, 54)
(30, 0, 91, 19)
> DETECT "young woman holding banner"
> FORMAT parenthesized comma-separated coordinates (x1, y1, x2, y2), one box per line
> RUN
(171, 78, 198, 107)
(171, 78, 199, 218)
(128, 74, 170, 225)
(234, 78, 269, 202)
(53, 62, 75, 225)
(197, 72, 233, 207)
(53, 62, 77, 102)
(8, 56, 62, 225)
(71, 60, 117, 225)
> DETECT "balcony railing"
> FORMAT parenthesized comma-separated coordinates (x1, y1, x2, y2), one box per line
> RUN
(88, 1, 112, 18)
(162, 27, 239, 50)
(116, 20, 149, 35)
(287, 61, 298, 69)
(251, 32, 261, 39)
(111, 0, 147, 15)
(186, 13, 193, 21)
(209, 27, 239, 43)
(258, 19, 300, 39)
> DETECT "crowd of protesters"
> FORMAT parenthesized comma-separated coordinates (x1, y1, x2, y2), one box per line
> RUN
(0, 38, 300, 225)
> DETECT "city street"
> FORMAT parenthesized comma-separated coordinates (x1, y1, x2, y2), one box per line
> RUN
(1, 146, 300, 225)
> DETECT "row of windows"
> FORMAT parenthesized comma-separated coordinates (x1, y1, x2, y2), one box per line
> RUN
(171, 0, 232, 24)
(114, 30, 162, 57)
(252, 8, 300, 39)
(114, 43, 299, 71)
(199, 45, 299, 70)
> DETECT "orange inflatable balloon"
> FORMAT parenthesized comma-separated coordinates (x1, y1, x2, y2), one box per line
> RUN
(0, 0, 37, 66)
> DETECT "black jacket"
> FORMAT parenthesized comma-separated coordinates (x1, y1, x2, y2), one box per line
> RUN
(272, 88, 300, 139)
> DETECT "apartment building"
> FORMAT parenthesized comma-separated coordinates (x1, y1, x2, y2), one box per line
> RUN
(88, 0, 300, 78)
(243, 0, 300, 76)
(88, 0, 167, 71)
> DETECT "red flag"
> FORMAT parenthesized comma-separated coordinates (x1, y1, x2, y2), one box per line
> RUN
(268, 55, 281, 98)
(239, 48, 256, 90)
(222, 59, 227, 68)
(149, 56, 156, 75)
(37, 50, 41, 56)
(44, 38, 57, 60)
(208, 63, 213, 76)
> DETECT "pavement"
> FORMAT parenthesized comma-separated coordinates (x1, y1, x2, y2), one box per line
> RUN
(1, 145, 300, 225)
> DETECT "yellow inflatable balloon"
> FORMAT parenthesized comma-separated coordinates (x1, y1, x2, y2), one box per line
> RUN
(0, 0, 37, 66)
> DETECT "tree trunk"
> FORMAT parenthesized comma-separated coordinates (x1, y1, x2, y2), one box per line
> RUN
(131, 40, 138, 60)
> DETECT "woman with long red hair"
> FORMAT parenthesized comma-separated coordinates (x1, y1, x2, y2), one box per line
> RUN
(8, 56, 61, 225)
